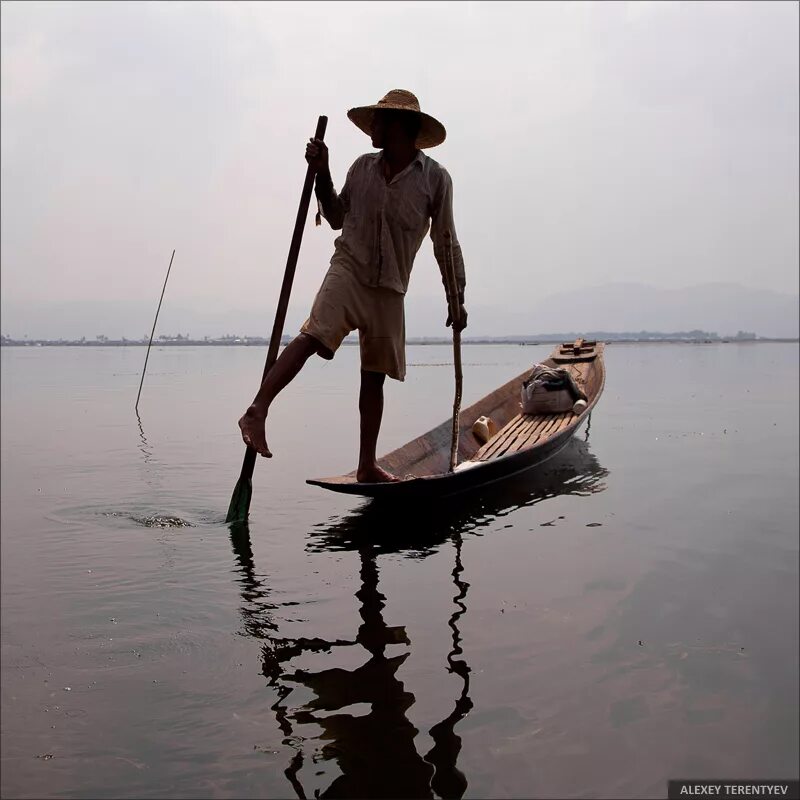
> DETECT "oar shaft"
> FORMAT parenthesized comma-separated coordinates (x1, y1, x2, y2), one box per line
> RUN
(450, 329, 463, 471)
(227, 115, 328, 517)
(261, 115, 328, 383)
(443, 231, 463, 472)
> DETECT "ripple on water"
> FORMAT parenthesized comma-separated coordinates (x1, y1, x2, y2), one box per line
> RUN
(103, 512, 194, 529)
(46, 502, 227, 531)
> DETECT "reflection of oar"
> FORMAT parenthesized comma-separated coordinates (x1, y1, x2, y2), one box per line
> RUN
(227, 521, 309, 800)
(226, 115, 328, 523)
(443, 231, 463, 472)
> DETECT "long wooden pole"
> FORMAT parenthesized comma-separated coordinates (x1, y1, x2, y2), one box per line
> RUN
(443, 231, 463, 473)
(226, 115, 328, 523)
(136, 248, 175, 412)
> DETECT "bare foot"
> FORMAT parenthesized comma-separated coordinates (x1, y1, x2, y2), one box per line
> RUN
(238, 406, 272, 457)
(356, 464, 400, 483)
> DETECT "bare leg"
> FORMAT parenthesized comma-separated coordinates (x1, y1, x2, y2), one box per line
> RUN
(238, 333, 321, 457)
(356, 370, 399, 483)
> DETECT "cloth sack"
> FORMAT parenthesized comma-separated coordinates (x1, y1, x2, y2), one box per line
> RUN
(521, 364, 587, 415)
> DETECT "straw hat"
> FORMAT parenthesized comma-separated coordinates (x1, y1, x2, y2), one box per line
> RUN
(347, 89, 446, 149)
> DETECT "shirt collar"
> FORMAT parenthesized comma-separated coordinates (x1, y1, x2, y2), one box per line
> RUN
(370, 150, 425, 187)
(371, 149, 425, 169)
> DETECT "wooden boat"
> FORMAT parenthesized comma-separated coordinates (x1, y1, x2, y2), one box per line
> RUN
(307, 339, 605, 500)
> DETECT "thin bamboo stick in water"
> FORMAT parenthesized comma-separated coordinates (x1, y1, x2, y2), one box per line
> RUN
(136, 249, 175, 412)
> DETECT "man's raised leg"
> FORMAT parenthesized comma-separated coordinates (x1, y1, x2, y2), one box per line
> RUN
(238, 333, 322, 457)
(357, 370, 400, 483)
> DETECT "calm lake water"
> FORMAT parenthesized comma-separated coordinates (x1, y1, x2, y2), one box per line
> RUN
(1, 342, 798, 799)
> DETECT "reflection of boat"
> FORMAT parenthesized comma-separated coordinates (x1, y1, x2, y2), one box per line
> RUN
(228, 438, 607, 798)
(308, 340, 605, 500)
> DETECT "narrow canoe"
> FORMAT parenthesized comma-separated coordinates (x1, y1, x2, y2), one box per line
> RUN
(307, 340, 605, 500)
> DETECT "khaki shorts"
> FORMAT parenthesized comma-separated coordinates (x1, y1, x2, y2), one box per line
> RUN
(300, 264, 406, 381)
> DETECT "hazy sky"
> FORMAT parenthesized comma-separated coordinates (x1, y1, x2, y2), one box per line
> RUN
(1, 0, 798, 337)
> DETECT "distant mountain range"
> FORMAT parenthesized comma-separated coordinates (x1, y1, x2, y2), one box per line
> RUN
(449, 282, 799, 340)
(2, 282, 797, 340)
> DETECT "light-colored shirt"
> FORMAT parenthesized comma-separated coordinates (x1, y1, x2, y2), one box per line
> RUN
(315, 150, 466, 298)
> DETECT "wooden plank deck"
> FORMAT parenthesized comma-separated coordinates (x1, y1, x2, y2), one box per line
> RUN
(474, 409, 575, 462)
(470, 348, 602, 464)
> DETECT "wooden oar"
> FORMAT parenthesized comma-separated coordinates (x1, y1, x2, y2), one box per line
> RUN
(226, 115, 328, 523)
(443, 230, 463, 473)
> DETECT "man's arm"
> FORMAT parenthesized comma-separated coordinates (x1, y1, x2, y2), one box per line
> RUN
(306, 138, 348, 230)
(430, 167, 467, 331)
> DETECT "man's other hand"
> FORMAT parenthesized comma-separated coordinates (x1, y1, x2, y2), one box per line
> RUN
(446, 303, 468, 333)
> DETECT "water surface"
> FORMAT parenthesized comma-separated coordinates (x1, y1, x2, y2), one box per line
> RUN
(2, 343, 798, 798)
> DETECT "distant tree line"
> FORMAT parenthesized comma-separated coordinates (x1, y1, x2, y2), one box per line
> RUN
(0, 330, 773, 347)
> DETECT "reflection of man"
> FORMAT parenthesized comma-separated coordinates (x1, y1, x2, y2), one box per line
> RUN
(231, 511, 480, 797)
(238, 89, 467, 483)
(292, 547, 435, 799)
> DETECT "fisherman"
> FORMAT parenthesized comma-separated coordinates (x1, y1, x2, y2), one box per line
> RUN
(238, 89, 467, 483)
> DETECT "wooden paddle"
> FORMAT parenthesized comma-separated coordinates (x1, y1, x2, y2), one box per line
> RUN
(226, 115, 328, 523)
(443, 230, 463, 472)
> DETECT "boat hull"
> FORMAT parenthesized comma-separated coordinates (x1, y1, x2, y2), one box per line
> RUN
(307, 417, 589, 500)
(308, 341, 605, 500)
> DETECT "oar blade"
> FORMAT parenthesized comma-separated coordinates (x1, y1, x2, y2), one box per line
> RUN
(225, 476, 253, 523)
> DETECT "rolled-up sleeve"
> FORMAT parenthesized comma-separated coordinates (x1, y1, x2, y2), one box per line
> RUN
(430, 167, 466, 299)
(315, 163, 353, 231)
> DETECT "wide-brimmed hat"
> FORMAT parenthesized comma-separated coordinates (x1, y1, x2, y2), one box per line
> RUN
(347, 89, 446, 149)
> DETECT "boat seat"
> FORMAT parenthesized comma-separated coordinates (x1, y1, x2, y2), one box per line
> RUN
(473, 411, 574, 462)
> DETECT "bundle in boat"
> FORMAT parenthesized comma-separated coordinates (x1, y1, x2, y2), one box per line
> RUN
(520, 363, 588, 416)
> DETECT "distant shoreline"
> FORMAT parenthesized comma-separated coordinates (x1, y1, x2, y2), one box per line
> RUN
(2, 337, 797, 348)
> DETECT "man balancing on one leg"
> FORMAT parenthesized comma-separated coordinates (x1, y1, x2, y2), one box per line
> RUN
(238, 89, 468, 483)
